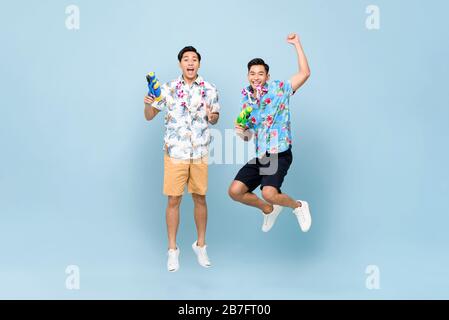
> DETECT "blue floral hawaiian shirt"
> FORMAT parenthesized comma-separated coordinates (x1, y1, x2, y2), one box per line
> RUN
(241, 80, 294, 157)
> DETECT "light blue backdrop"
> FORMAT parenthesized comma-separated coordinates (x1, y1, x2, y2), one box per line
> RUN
(1, 0, 448, 299)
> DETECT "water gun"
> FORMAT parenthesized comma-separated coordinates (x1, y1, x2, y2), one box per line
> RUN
(236, 106, 253, 128)
(146, 72, 162, 102)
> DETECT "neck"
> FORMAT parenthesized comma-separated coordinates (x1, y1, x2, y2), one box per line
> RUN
(183, 74, 197, 86)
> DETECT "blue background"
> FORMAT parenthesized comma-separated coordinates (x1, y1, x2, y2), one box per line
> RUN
(1, 0, 448, 299)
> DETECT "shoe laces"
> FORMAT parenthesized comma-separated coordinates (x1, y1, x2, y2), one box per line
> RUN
(295, 206, 305, 220)
(198, 245, 209, 262)
(168, 249, 178, 261)
(263, 213, 270, 225)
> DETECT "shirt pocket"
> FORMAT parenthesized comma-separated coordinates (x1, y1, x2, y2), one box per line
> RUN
(166, 105, 185, 128)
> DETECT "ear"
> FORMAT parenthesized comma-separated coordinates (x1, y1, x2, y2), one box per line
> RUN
(267, 73, 270, 81)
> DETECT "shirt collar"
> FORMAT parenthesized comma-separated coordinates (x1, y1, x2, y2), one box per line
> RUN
(246, 82, 269, 93)
(178, 75, 204, 86)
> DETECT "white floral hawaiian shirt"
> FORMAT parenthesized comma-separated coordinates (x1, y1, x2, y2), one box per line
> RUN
(152, 75, 220, 160)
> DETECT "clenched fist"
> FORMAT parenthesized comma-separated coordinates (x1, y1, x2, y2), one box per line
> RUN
(286, 33, 300, 45)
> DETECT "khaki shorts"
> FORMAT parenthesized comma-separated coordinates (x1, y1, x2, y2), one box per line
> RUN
(163, 153, 208, 196)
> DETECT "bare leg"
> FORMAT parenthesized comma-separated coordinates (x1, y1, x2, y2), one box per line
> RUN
(192, 193, 207, 247)
(261, 186, 301, 209)
(228, 180, 274, 214)
(166, 195, 182, 250)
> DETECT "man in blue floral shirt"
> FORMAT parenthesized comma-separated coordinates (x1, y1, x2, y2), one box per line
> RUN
(228, 33, 313, 234)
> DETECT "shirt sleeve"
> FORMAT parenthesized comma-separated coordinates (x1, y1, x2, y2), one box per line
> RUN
(283, 80, 294, 97)
(151, 82, 170, 111)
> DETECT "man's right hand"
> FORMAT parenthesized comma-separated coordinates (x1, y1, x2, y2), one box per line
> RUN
(144, 95, 155, 106)
(144, 95, 160, 121)
(235, 125, 253, 141)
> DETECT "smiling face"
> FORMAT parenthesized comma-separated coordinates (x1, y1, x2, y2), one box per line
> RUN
(248, 64, 270, 91)
(179, 51, 200, 82)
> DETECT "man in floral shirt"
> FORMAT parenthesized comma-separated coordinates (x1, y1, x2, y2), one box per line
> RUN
(228, 33, 312, 234)
(144, 46, 220, 272)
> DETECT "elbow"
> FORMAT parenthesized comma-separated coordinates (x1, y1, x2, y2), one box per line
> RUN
(144, 105, 159, 121)
(303, 70, 311, 79)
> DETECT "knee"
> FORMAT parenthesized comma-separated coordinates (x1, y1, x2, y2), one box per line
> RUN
(228, 184, 244, 201)
(167, 196, 182, 209)
(192, 193, 206, 206)
(262, 187, 277, 203)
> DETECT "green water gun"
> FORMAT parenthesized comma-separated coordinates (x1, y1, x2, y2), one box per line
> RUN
(236, 106, 253, 128)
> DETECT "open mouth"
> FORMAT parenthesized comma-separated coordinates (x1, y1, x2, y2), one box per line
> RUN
(187, 68, 195, 73)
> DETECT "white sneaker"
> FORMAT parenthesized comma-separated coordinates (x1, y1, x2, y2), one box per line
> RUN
(293, 200, 312, 232)
(262, 205, 283, 232)
(192, 241, 211, 268)
(167, 247, 180, 272)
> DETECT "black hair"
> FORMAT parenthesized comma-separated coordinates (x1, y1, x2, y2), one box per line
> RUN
(177, 46, 201, 62)
(247, 58, 269, 73)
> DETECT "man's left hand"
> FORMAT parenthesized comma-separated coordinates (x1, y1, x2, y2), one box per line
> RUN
(206, 104, 219, 124)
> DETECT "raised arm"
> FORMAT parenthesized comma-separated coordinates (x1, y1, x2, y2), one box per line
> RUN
(287, 33, 311, 93)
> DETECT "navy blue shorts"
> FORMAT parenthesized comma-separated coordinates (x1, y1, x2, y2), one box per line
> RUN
(234, 146, 293, 193)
